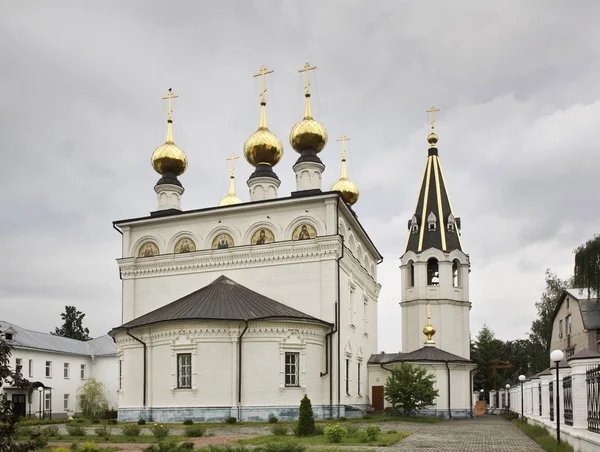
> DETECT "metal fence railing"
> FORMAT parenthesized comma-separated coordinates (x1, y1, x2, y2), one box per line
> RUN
(549, 381, 554, 422)
(563, 375, 573, 426)
(587, 364, 600, 434)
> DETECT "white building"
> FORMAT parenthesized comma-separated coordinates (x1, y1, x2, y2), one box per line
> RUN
(0, 321, 117, 419)
(367, 120, 476, 418)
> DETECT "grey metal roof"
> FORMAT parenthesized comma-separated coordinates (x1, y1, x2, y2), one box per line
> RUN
(111, 275, 331, 332)
(0, 321, 116, 356)
(368, 346, 472, 364)
(552, 288, 600, 329)
(568, 348, 600, 361)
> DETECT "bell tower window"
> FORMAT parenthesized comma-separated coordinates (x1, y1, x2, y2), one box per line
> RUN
(427, 212, 437, 231)
(447, 214, 455, 232)
(408, 260, 415, 288)
(409, 215, 419, 234)
(427, 258, 439, 286)
(452, 259, 460, 287)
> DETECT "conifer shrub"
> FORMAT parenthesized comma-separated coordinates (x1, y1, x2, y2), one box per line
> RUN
(296, 395, 315, 436)
(225, 416, 237, 424)
(268, 416, 278, 423)
(183, 419, 194, 425)
(138, 418, 147, 425)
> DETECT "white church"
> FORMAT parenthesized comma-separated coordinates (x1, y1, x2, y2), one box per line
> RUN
(108, 66, 476, 422)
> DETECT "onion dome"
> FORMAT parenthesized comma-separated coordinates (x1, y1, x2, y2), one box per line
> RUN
(219, 154, 242, 207)
(423, 304, 436, 345)
(151, 89, 188, 177)
(289, 93, 328, 153)
(243, 100, 284, 167)
(331, 135, 359, 206)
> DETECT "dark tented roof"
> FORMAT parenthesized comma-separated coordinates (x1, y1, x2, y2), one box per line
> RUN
(111, 275, 330, 332)
(405, 143, 463, 254)
(368, 346, 472, 364)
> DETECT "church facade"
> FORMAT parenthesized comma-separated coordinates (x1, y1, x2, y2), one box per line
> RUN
(109, 68, 474, 422)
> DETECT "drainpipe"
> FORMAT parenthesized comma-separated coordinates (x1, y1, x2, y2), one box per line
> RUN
(320, 304, 337, 378)
(237, 320, 249, 421)
(445, 361, 452, 419)
(469, 368, 477, 417)
(126, 329, 147, 415)
(336, 199, 344, 419)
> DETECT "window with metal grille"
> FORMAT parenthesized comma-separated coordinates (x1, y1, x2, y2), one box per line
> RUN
(549, 381, 554, 422)
(285, 352, 299, 387)
(345, 359, 350, 396)
(563, 375, 573, 426)
(177, 353, 192, 389)
(538, 383, 542, 416)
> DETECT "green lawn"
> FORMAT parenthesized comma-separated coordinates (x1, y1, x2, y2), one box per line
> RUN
(511, 420, 574, 452)
(238, 431, 411, 447)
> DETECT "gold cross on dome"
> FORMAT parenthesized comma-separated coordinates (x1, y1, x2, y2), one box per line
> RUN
(161, 88, 179, 120)
(336, 134, 351, 159)
(298, 62, 317, 95)
(226, 153, 239, 176)
(253, 66, 274, 102)
(426, 105, 440, 129)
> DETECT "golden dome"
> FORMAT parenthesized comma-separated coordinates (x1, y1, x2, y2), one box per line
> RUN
(427, 130, 438, 147)
(423, 303, 436, 345)
(243, 101, 283, 167)
(152, 89, 187, 176)
(219, 192, 242, 206)
(289, 94, 328, 153)
(332, 178, 360, 206)
(219, 154, 242, 207)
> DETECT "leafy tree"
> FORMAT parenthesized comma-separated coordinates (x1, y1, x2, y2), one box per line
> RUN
(77, 378, 110, 418)
(297, 395, 315, 436)
(383, 362, 439, 415)
(52, 306, 91, 341)
(0, 335, 37, 452)
(529, 269, 571, 354)
(574, 234, 600, 298)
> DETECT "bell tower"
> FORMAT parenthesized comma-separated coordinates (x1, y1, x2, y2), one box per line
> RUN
(400, 107, 471, 359)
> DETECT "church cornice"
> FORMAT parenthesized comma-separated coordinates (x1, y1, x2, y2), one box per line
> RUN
(117, 236, 342, 279)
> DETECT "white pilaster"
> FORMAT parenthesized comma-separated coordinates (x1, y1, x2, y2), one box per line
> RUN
(293, 161, 325, 191)
(155, 184, 184, 210)
(247, 177, 280, 201)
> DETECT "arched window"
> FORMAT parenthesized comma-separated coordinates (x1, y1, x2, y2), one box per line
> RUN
(427, 212, 437, 231)
(452, 259, 460, 287)
(408, 260, 415, 288)
(427, 258, 439, 286)
(410, 215, 419, 234)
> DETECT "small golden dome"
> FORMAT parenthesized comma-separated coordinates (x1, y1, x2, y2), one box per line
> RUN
(243, 101, 283, 167)
(427, 130, 438, 147)
(152, 135, 188, 176)
(290, 94, 328, 153)
(423, 324, 436, 336)
(219, 192, 242, 207)
(332, 178, 360, 206)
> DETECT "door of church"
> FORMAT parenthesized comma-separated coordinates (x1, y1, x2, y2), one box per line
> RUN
(372, 386, 384, 410)
(12, 394, 26, 417)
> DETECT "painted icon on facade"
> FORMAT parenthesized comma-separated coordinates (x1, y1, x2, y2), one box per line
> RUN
(174, 237, 196, 254)
(139, 241, 159, 257)
(251, 228, 275, 245)
(292, 223, 317, 241)
(212, 233, 234, 249)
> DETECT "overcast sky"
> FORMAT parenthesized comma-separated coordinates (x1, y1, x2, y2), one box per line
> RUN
(1, 1, 598, 354)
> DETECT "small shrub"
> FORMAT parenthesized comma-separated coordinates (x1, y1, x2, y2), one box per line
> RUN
(94, 425, 112, 439)
(66, 425, 86, 437)
(363, 425, 381, 441)
(225, 416, 237, 424)
(138, 418, 147, 425)
(271, 425, 288, 436)
(268, 416, 278, 424)
(313, 425, 324, 436)
(43, 425, 60, 437)
(297, 395, 315, 436)
(122, 424, 142, 438)
(80, 442, 100, 452)
(183, 419, 194, 425)
(91, 419, 100, 424)
(184, 425, 206, 437)
(324, 423, 347, 443)
(151, 424, 171, 441)
(107, 419, 118, 425)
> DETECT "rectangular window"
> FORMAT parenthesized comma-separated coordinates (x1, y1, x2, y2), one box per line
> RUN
(44, 393, 51, 411)
(28, 359, 33, 378)
(15, 358, 23, 375)
(63, 394, 69, 411)
(566, 315, 572, 335)
(63, 363, 70, 379)
(285, 352, 299, 387)
(357, 362, 361, 396)
(345, 358, 350, 396)
(118, 359, 123, 390)
(80, 364, 86, 380)
(559, 320, 563, 338)
(45, 361, 52, 378)
(177, 353, 192, 389)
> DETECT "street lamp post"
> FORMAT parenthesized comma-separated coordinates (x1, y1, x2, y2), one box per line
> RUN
(505, 384, 510, 416)
(550, 350, 565, 444)
(480, 388, 484, 401)
(519, 375, 526, 422)
(37, 387, 43, 420)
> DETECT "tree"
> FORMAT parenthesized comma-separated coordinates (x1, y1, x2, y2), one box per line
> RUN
(0, 336, 37, 452)
(529, 269, 571, 353)
(77, 378, 110, 418)
(52, 306, 91, 341)
(472, 325, 503, 393)
(574, 234, 600, 298)
(297, 395, 315, 436)
(383, 363, 439, 415)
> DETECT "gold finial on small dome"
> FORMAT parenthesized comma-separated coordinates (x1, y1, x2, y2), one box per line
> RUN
(151, 88, 188, 176)
(289, 62, 328, 154)
(423, 303, 436, 345)
(243, 66, 283, 167)
(426, 105, 440, 149)
(219, 154, 242, 207)
(331, 135, 359, 206)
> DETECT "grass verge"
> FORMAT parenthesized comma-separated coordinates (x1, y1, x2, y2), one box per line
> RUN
(238, 431, 411, 447)
(42, 435, 188, 443)
(512, 419, 574, 452)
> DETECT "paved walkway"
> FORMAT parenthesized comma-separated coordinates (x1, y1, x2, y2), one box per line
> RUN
(47, 415, 543, 451)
